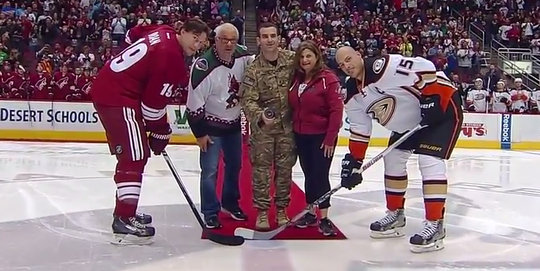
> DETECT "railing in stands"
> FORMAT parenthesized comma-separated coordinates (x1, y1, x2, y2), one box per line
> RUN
(529, 54, 540, 74)
(493, 44, 540, 90)
(469, 23, 486, 49)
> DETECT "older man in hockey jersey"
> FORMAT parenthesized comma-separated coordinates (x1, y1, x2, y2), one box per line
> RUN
(240, 22, 296, 230)
(186, 23, 253, 229)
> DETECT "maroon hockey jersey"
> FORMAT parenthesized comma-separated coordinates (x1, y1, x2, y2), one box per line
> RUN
(4, 73, 27, 99)
(90, 26, 189, 133)
(52, 71, 76, 100)
(125, 24, 164, 45)
(29, 72, 53, 100)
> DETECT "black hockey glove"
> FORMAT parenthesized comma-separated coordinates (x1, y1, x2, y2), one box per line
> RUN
(419, 94, 445, 126)
(340, 154, 363, 190)
(149, 127, 172, 155)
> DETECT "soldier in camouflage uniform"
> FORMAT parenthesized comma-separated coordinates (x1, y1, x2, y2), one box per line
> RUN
(239, 22, 296, 230)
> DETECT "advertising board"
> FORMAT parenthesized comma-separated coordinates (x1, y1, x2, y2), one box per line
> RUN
(2, 101, 540, 150)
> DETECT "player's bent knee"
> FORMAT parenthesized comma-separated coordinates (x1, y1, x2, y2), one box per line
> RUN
(115, 159, 148, 182)
(418, 154, 446, 179)
(384, 149, 412, 176)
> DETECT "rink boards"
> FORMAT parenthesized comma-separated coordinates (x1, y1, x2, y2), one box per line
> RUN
(0, 100, 539, 150)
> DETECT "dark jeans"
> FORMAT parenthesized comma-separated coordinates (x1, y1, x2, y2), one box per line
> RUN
(199, 132, 242, 219)
(294, 133, 335, 209)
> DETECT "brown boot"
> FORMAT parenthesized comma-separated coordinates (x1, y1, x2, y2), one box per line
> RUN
(255, 210, 270, 230)
(276, 208, 289, 226)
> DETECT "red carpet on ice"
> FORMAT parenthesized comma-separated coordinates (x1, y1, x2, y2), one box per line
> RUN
(201, 144, 347, 240)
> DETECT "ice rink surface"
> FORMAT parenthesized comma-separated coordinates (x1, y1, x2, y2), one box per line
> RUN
(1, 142, 540, 271)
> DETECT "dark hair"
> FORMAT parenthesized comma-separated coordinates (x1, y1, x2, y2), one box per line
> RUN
(291, 40, 326, 78)
(182, 18, 211, 35)
(257, 22, 279, 37)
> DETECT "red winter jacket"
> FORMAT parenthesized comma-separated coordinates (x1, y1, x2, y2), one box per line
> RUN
(288, 68, 344, 146)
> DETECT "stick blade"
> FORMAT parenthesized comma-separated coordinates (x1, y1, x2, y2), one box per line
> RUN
(234, 227, 281, 240)
(207, 232, 245, 246)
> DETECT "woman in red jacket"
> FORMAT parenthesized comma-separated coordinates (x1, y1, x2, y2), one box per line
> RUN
(288, 40, 344, 236)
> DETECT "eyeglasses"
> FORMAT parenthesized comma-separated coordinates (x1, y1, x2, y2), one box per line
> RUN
(216, 37, 237, 45)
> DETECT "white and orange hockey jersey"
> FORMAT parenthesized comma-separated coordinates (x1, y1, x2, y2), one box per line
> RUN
(344, 54, 456, 160)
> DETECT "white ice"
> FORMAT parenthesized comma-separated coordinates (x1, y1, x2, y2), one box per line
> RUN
(0, 142, 539, 271)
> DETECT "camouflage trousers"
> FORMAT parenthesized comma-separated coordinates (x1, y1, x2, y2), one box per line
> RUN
(250, 132, 296, 210)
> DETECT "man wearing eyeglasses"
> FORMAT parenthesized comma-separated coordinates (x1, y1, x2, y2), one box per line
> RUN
(186, 23, 254, 229)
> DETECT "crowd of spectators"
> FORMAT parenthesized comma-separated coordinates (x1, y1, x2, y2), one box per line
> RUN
(466, 0, 540, 52)
(0, 0, 538, 114)
(256, 0, 540, 113)
(0, 0, 234, 101)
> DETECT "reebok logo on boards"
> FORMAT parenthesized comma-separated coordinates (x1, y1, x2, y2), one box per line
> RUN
(500, 114, 512, 149)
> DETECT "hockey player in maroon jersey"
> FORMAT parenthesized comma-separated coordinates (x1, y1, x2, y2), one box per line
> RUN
(90, 18, 210, 245)
(1, 62, 13, 96)
(124, 23, 163, 45)
(52, 65, 76, 100)
(4, 65, 28, 99)
(29, 63, 53, 100)
(72, 68, 93, 101)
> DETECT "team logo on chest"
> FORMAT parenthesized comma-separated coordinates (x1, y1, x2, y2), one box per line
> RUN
(372, 58, 386, 74)
(366, 96, 397, 126)
(226, 74, 240, 109)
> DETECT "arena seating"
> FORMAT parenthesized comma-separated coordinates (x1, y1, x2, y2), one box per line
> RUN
(0, 0, 232, 103)
(0, 0, 538, 113)
(255, 0, 540, 114)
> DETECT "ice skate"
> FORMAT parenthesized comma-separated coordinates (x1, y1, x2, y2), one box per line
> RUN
(111, 216, 155, 246)
(369, 209, 406, 238)
(409, 219, 446, 253)
(135, 212, 152, 224)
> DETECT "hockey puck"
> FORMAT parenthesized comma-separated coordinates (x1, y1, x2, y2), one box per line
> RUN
(264, 108, 276, 119)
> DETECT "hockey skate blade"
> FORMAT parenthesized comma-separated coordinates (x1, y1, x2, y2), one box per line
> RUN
(111, 234, 154, 246)
(234, 226, 284, 240)
(370, 228, 405, 239)
(410, 239, 444, 253)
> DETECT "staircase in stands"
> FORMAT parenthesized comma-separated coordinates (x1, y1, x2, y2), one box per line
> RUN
(452, 9, 540, 90)
(243, 0, 259, 55)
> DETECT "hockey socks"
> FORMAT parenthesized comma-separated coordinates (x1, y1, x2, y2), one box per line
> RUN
(384, 174, 408, 211)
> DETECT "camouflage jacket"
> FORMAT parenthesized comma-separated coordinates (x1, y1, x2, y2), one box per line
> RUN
(239, 49, 295, 135)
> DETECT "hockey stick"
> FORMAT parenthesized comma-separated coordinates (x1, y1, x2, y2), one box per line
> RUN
(234, 124, 426, 240)
(162, 151, 245, 246)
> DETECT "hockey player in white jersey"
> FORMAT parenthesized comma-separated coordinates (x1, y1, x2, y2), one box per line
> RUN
(491, 80, 511, 113)
(509, 78, 530, 113)
(466, 78, 489, 112)
(335, 46, 463, 253)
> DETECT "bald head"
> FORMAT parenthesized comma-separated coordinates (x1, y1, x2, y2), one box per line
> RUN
(335, 46, 364, 79)
(335, 46, 356, 60)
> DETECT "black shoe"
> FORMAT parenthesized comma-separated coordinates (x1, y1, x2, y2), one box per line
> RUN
(111, 216, 155, 245)
(205, 216, 222, 229)
(222, 207, 247, 221)
(318, 218, 337, 236)
(135, 212, 152, 224)
(295, 213, 318, 228)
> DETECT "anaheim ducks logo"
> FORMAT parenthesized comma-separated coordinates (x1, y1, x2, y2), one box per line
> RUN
(366, 96, 396, 126)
